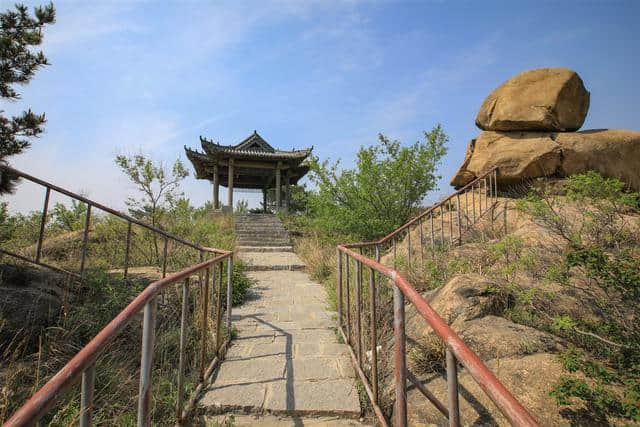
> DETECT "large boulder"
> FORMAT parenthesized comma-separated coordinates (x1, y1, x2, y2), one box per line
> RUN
(450, 129, 640, 190)
(476, 68, 590, 132)
(558, 129, 640, 191)
(0, 264, 64, 347)
(451, 131, 562, 188)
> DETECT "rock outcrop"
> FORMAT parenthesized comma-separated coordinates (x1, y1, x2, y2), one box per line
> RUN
(403, 274, 566, 426)
(451, 129, 640, 190)
(451, 131, 562, 187)
(0, 264, 64, 343)
(476, 68, 590, 132)
(452, 68, 639, 190)
(558, 129, 640, 191)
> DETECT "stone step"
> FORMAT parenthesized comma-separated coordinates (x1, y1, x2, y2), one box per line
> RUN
(237, 246, 294, 253)
(197, 269, 361, 421)
(236, 235, 290, 241)
(236, 230, 289, 235)
(243, 263, 305, 271)
(202, 414, 371, 426)
(237, 240, 292, 246)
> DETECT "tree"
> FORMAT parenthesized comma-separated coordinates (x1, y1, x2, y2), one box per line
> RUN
(307, 125, 448, 240)
(115, 154, 189, 262)
(0, 2, 55, 194)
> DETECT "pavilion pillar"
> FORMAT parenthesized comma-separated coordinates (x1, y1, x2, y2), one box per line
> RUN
(227, 158, 234, 211)
(275, 162, 282, 211)
(284, 170, 291, 213)
(262, 188, 268, 213)
(212, 163, 219, 210)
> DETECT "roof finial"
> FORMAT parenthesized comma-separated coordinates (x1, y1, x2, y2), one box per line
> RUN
(254, 130, 257, 135)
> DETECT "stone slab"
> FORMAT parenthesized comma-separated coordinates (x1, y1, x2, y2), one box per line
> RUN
(198, 247, 361, 421)
(203, 414, 371, 426)
(264, 379, 361, 417)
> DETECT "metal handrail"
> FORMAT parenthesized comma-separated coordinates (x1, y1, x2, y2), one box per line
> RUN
(1, 165, 236, 426)
(0, 165, 224, 280)
(336, 169, 539, 426)
(4, 250, 234, 426)
(344, 167, 498, 251)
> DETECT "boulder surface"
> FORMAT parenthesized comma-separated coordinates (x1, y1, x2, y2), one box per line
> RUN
(558, 129, 640, 191)
(476, 68, 590, 132)
(451, 129, 640, 190)
(452, 131, 562, 187)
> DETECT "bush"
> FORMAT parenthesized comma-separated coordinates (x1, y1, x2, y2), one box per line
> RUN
(305, 125, 448, 240)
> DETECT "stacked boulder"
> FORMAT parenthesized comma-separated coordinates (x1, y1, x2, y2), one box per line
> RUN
(451, 68, 640, 190)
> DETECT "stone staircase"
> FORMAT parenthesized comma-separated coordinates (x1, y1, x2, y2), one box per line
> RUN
(236, 214, 294, 252)
(235, 214, 304, 271)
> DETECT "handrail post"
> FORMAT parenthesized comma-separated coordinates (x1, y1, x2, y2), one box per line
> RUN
(449, 200, 453, 245)
(138, 297, 157, 427)
(80, 363, 96, 427)
(355, 256, 363, 368)
(419, 218, 424, 262)
(337, 249, 343, 328)
(393, 285, 407, 427)
(504, 200, 508, 235)
(80, 204, 92, 277)
(465, 190, 469, 228)
(162, 237, 168, 278)
(200, 266, 210, 381)
(226, 257, 233, 333)
(369, 267, 379, 404)
(176, 278, 189, 423)
(472, 183, 476, 224)
(456, 194, 462, 245)
(440, 204, 444, 245)
(124, 221, 132, 281)
(447, 348, 461, 427)
(216, 262, 223, 355)
(35, 187, 51, 264)
(407, 228, 412, 268)
(345, 256, 351, 344)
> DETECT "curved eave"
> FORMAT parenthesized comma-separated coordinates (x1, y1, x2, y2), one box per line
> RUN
(200, 139, 312, 163)
(184, 146, 211, 179)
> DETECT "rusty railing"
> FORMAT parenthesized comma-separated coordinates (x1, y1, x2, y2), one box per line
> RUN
(337, 168, 539, 426)
(1, 165, 235, 426)
(0, 165, 221, 279)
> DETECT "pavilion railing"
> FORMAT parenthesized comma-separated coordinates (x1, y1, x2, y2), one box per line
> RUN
(1, 165, 235, 426)
(337, 168, 539, 426)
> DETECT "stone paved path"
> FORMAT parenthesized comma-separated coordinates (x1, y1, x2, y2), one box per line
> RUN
(198, 251, 363, 423)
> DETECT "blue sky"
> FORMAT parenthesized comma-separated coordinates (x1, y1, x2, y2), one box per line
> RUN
(3, 0, 639, 212)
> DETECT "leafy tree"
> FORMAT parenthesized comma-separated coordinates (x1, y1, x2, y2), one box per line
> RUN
(115, 154, 188, 262)
(306, 125, 448, 240)
(0, 2, 55, 194)
(51, 199, 87, 232)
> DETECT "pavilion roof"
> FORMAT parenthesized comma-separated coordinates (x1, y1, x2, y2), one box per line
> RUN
(184, 131, 313, 186)
(196, 131, 312, 161)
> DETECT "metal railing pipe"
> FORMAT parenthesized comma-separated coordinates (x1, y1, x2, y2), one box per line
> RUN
(226, 257, 233, 333)
(35, 187, 50, 264)
(200, 266, 211, 381)
(447, 348, 461, 427)
(80, 363, 96, 427)
(337, 249, 343, 327)
(137, 297, 158, 427)
(393, 285, 408, 427)
(80, 204, 92, 277)
(369, 267, 379, 404)
(176, 278, 189, 423)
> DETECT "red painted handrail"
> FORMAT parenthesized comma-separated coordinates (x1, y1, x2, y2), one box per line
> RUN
(4, 251, 232, 426)
(338, 245, 538, 426)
